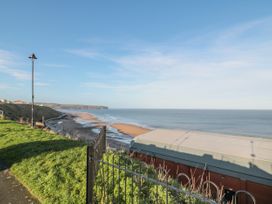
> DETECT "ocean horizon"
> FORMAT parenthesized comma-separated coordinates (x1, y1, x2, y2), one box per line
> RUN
(80, 108, 272, 139)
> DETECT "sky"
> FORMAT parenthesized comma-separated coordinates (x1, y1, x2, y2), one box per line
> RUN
(0, 1, 272, 109)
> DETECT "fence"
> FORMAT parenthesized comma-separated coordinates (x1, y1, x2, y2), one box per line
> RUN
(0, 110, 4, 120)
(86, 127, 256, 204)
(86, 126, 107, 204)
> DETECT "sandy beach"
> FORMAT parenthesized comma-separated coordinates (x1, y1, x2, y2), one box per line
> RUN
(71, 111, 151, 137)
(72, 112, 107, 127)
(44, 111, 151, 149)
(111, 123, 151, 137)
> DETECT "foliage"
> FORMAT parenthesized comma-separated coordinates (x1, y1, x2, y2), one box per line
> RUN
(94, 151, 209, 204)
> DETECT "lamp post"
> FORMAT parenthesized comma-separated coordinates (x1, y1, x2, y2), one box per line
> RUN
(29, 53, 37, 127)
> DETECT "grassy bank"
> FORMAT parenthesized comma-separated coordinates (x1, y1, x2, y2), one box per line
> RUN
(0, 120, 86, 203)
(0, 104, 61, 122)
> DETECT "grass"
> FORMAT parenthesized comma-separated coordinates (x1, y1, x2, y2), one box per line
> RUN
(0, 120, 87, 204)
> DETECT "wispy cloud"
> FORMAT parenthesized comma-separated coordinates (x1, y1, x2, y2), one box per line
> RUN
(36, 82, 50, 87)
(0, 83, 10, 90)
(42, 63, 69, 68)
(0, 49, 31, 80)
(65, 49, 99, 58)
(78, 17, 272, 108)
(214, 16, 272, 46)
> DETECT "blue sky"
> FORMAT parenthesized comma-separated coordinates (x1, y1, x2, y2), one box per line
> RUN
(0, 1, 272, 109)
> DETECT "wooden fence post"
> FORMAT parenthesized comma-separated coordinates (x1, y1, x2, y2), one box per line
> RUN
(86, 145, 95, 204)
(0, 110, 4, 120)
(102, 126, 106, 153)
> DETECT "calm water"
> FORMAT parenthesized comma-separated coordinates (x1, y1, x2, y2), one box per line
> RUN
(86, 109, 272, 138)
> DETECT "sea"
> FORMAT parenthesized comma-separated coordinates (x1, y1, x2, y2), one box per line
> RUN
(77, 109, 272, 142)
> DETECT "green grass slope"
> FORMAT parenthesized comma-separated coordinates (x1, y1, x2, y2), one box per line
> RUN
(0, 120, 86, 204)
(0, 104, 61, 122)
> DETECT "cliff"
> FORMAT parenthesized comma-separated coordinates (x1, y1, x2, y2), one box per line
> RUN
(37, 103, 108, 110)
(0, 104, 61, 121)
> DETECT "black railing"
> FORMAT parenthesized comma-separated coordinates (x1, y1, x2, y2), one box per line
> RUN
(86, 128, 255, 204)
(90, 151, 218, 204)
(86, 126, 106, 204)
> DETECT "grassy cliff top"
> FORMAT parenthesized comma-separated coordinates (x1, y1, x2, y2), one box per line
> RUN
(0, 104, 61, 122)
(0, 120, 86, 203)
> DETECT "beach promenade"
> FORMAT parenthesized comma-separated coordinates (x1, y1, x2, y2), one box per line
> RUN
(132, 128, 272, 172)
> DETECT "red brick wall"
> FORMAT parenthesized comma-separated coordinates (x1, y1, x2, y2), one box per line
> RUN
(132, 152, 272, 204)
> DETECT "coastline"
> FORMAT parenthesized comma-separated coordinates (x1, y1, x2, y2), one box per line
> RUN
(52, 110, 272, 149)
(70, 111, 152, 137)
(46, 110, 151, 149)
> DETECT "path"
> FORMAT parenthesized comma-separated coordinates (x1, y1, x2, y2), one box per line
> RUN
(0, 162, 39, 204)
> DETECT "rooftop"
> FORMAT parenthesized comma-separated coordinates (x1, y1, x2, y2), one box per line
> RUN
(131, 129, 272, 186)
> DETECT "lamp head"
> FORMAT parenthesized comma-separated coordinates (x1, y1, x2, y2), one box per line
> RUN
(29, 53, 37, 60)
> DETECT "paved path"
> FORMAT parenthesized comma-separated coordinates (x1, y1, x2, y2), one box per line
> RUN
(0, 162, 39, 204)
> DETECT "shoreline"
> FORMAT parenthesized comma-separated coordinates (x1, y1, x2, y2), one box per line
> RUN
(46, 110, 152, 149)
(46, 112, 130, 149)
(57, 110, 272, 146)
(70, 111, 152, 137)
(50, 110, 271, 140)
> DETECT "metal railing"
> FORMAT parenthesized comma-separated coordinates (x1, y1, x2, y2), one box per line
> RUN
(88, 151, 218, 204)
(234, 190, 256, 204)
(86, 127, 255, 204)
(86, 126, 106, 204)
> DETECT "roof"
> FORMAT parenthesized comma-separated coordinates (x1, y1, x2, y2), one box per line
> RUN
(130, 129, 272, 186)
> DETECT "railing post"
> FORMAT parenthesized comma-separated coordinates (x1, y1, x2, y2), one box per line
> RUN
(86, 145, 95, 204)
(102, 126, 106, 153)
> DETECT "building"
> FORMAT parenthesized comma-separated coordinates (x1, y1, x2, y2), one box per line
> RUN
(0, 99, 11, 103)
(13, 100, 27, 104)
(130, 129, 272, 204)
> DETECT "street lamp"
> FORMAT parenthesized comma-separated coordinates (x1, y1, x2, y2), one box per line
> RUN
(29, 53, 37, 127)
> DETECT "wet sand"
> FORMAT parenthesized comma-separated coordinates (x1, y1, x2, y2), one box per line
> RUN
(45, 114, 97, 141)
(46, 112, 133, 149)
